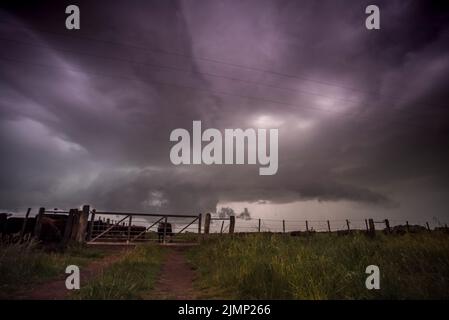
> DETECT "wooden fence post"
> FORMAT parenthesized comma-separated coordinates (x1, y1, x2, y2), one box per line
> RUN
(163, 216, 168, 244)
(282, 220, 285, 233)
(305, 220, 309, 233)
(426, 222, 431, 232)
(229, 215, 235, 234)
(0, 213, 7, 240)
(406, 221, 410, 232)
(127, 215, 133, 242)
(384, 219, 391, 233)
(87, 209, 96, 241)
(70, 209, 81, 241)
(365, 219, 369, 232)
(75, 205, 90, 243)
(258, 218, 261, 232)
(19, 208, 31, 242)
(33, 207, 45, 240)
(198, 213, 202, 234)
(368, 218, 375, 237)
(220, 220, 224, 234)
(204, 213, 211, 234)
(327, 220, 331, 233)
(346, 219, 351, 232)
(62, 209, 77, 246)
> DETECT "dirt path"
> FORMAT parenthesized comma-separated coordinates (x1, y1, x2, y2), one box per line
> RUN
(148, 246, 198, 299)
(15, 248, 128, 300)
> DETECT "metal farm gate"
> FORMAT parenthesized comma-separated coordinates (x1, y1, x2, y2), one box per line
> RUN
(87, 211, 202, 244)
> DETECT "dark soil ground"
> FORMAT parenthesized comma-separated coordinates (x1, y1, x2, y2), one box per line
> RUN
(146, 245, 198, 299)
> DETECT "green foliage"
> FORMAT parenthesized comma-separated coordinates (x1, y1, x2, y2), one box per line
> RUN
(188, 233, 449, 299)
(73, 245, 164, 299)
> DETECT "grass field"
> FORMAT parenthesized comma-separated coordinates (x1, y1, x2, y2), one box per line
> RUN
(73, 245, 165, 299)
(188, 232, 449, 299)
(0, 241, 103, 298)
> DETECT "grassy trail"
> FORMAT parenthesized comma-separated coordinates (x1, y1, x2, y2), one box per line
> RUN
(73, 244, 165, 299)
(146, 246, 198, 299)
(17, 252, 125, 299)
(1, 242, 165, 300)
(4, 234, 448, 300)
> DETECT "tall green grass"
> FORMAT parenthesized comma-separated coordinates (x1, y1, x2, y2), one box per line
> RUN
(0, 241, 103, 298)
(188, 233, 449, 299)
(73, 245, 164, 299)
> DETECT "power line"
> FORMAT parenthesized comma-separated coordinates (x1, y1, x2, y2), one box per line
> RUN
(0, 54, 440, 136)
(0, 39, 439, 130)
(0, 55, 361, 118)
(1, 36, 443, 127)
(0, 37, 377, 109)
(0, 18, 447, 113)
(1, 21, 446, 132)
(0, 55, 432, 132)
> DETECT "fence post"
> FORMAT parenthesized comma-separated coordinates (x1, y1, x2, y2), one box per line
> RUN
(258, 218, 261, 232)
(282, 220, 285, 233)
(0, 212, 7, 240)
(75, 205, 90, 243)
(87, 209, 96, 241)
(384, 219, 391, 233)
(198, 213, 202, 234)
(346, 219, 351, 232)
(163, 216, 168, 244)
(62, 209, 77, 246)
(406, 221, 410, 232)
(33, 207, 45, 240)
(229, 215, 235, 234)
(426, 222, 431, 232)
(127, 215, 133, 242)
(365, 219, 369, 232)
(71, 209, 81, 241)
(368, 218, 375, 237)
(305, 220, 309, 233)
(220, 220, 224, 234)
(204, 213, 211, 234)
(19, 208, 31, 242)
(327, 220, 331, 233)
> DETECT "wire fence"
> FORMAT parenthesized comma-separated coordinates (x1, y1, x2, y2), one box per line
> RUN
(207, 216, 449, 234)
(3, 207, 448, 237)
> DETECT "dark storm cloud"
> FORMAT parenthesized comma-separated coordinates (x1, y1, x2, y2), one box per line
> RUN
(0, 0, 448, 218)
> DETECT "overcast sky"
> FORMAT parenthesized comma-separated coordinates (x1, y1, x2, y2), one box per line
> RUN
(1, 0, 448, 224)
